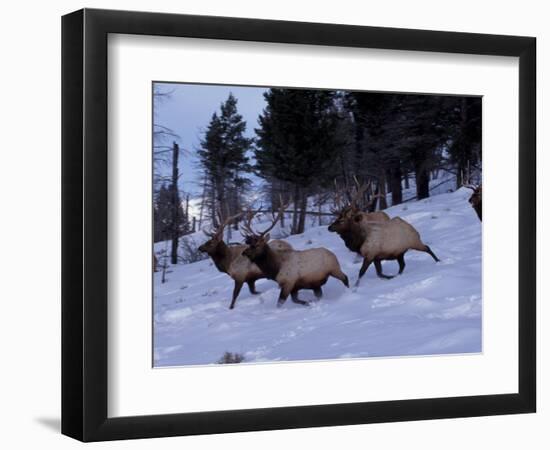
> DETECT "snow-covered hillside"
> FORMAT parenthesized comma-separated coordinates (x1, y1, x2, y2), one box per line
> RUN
(154, 187, 481, 367)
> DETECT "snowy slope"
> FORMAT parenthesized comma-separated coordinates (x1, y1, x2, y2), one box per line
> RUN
(153, 187, 481, 367)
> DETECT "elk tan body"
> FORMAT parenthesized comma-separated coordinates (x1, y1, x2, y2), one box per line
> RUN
(358, 217, 425, 259)
(269, 247, 347, 292)
(353, 216, 440, 285)
(241, 201, 349, 306)
(328, 180, 395, 278)
(328, 208, 393, 278)
(362, 211, 391, 223)
(243, 239, 349, 307)
(328, 208, 390, 247)
(329, 179, 439, 284)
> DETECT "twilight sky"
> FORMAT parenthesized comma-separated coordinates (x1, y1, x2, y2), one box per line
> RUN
(153, 82, 267, 197)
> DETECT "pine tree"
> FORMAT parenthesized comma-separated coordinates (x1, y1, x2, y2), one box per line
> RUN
(197, 93, 252, 228)
(345, 92, 459, 203)
(394, 94, 461, 199)
(447, 97, 482, 187)
(255, 88, 345, 233)
(153, 184, 185, 243)
(345, 92, 403, 207)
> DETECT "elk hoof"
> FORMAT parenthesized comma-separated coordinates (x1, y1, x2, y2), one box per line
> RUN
(380, 275, 395, 280)
(292, 298, 310, 306)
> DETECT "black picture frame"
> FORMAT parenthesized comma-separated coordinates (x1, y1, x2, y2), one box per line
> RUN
(62, 8, 536, 442)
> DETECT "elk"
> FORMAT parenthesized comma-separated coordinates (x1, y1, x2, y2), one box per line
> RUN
(352, 216, 440, 286)
(464, 184, 482, 221)
(241, 205, 349, 307)
(328, 181, 392, 278)
(198, 211, 292, 309)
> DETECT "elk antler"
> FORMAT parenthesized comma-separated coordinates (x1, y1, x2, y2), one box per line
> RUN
(240, 206, 259, 238)
(364, 192, 386, 210)
(206, 209, 243, 239)
(350, 177, 371, 209)
(332, 181, 345, 213)
(241, 196, 289, 239)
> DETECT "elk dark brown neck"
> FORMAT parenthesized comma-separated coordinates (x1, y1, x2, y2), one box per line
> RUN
(210, 241, 232, 274)
(250, 245, 280, 280)
(337, 228, 364, 254)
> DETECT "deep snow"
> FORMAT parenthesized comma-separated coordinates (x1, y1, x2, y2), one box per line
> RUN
(153, 187, 481, 367)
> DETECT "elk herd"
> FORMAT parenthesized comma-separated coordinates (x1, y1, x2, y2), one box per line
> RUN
(188, 182, 480, 310)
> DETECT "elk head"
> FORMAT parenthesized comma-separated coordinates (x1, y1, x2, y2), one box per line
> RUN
(463, 184, 482, 221)
(328, 180, 380, 233)
(241, 199, 288, 260)
(198, 211, 242, 254)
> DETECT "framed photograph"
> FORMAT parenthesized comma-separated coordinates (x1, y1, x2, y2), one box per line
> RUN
(62, 8, 536, 442)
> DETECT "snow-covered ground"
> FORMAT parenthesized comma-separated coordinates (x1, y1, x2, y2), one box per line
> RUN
(154, 187, 481, 367)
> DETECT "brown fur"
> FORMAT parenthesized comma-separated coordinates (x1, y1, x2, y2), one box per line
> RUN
(328, 207, 392, 277)
(242, 234, 349, 307)
(468, 185, 482, 221)
(353, 216, 440, 285)
(198, 236, 291, 309)
(328, 206, 390, 252)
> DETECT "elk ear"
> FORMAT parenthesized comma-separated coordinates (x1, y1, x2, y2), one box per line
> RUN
(353, 214, 362, 223)
(264, 233, 270, 241)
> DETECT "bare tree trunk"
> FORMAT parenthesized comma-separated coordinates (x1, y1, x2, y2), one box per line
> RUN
(184, 194, 190, 235)
(161, 258, 167, 284)
(318, 193, 322, 226)
(456, 169, 464, 190)
(378, 173, 388, 210)
(390, 165, 403, 206)
(210, 182, 217, 228)
(215, 175, 226, 227)
(385, 169, 392, 193)
(404, 172, 410, 189)
(291, 184, 299, 234)
(455, 97, 470, 190)
(198, 174, 207, 230)
(279, 182, 287, 230)
(415, 164, 430, 200)
(280, 197, 286, 229)
(297, 188, 308, 234)
(170, 142, 180, 265)
(233, 175, 240, 231)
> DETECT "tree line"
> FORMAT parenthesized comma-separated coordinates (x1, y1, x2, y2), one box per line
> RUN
(153, 87, 481, 265)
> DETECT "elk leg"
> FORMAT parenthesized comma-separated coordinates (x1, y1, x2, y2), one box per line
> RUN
(331, 269, 350, 288)
(397, 253, 406, 274)
(374, 260, 395, 280)
(313, 287, 323, 300)
(291, 289, 309, 306)
(247, 280, 260, 295)
(229, 281, 244, 309)
(356, 258, 373, 286)
(277, 286, 291, 307)
(422, 245, 440, 262)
